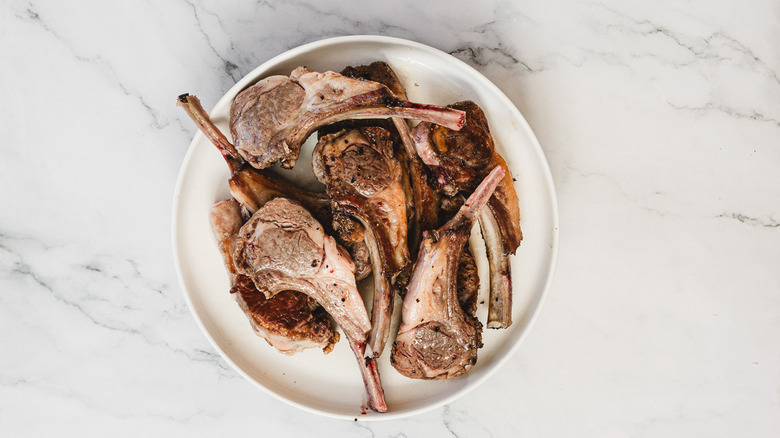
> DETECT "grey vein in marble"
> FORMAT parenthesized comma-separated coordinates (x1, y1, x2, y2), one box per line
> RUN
(717, 213, 780, 228)
(351, 421, 376, 438)
(594, 4, 780, 85)
(12, 3, 170, 130)
(180, 0, 241, 82)
(442, 404, 491, 438)
(665, 101, 780, 128)
(0, 231, 231, 375)
(449, 43, 543, 73)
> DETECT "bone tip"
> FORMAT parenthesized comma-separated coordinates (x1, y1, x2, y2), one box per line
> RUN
(372, 400, 388, 413)
(456, 110, 466, 129)
(368, 339, 385, 358)
(492, 164, 506, 179)
(487, 319, 512, 329)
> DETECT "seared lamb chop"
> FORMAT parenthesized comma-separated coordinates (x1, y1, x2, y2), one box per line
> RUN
(391, 166, 504, 379)
(177, 93, 371, 281)
(412, 101, 522, 328)
(229, 66, 466, 169)
(210, 199, 339, 354)
(313, 127, 410, 357)
(233, 197, 386, 412)
(341, 62, 439, 249)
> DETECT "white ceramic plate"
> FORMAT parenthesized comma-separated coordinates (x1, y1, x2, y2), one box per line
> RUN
(172, 35, 558, 420)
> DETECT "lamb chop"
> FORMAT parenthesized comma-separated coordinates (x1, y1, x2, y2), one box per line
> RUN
(391, 166, 505, 379)
(313, 127, 410, 357)
(233, 197, 386, 412)
(210, 199, 339, 354)
(412, 101, 522, 328)
(335, 61, 440, 254)
(229, 66, 466, 169)
(177, 93, 371, 281)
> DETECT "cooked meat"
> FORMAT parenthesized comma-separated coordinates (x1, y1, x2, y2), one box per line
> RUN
(394, 117, 441, 251)
(341, 61, 408, 99)
(209, 199, 339, 355)
(232, 276, 339, 355)
(229, 67, 466, 169)
(313, 127, 410, 357)
(412, 101, 522, 328)
(177, 93, 371, 282)
(233, 197, 386, 412)
(339, 62, 482, 326)
(394, 99, 478, 321)
(390, 166, 504, 380)
(229, 169, 372, 282)
(335, 61, 439, 253)
(209, 199, 245, 282)
(456, 244, 480, 317)
(413, 102, 493, 196)
(228, 169, 372, 282)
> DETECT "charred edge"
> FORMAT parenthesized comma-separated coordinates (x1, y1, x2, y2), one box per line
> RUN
(178, 93, 190, 103)
(365, 356, 372, 367)
(434, 168, 454, 192)
(383, 96, 407, 107)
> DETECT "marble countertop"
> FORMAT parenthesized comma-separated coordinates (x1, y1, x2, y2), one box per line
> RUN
(1, 0, 778, 436)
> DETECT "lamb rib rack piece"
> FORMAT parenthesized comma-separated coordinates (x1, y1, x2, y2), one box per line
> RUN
(337, 61, 441, 253)
(412, 101, 522, 328)
(229, 66, 466, 169)
(177, 93, 371, 281)
(210, 199, 339, 354)
(313, 126, 410, 357)
(321, 62, 417, 239)
(233, 197, 387, 412)
(391, 166, 505, 379)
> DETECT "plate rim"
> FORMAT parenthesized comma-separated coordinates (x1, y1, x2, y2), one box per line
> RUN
(171, 34, 559, 421)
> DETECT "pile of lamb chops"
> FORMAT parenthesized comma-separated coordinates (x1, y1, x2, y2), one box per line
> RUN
(178, 61, 522, 413)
